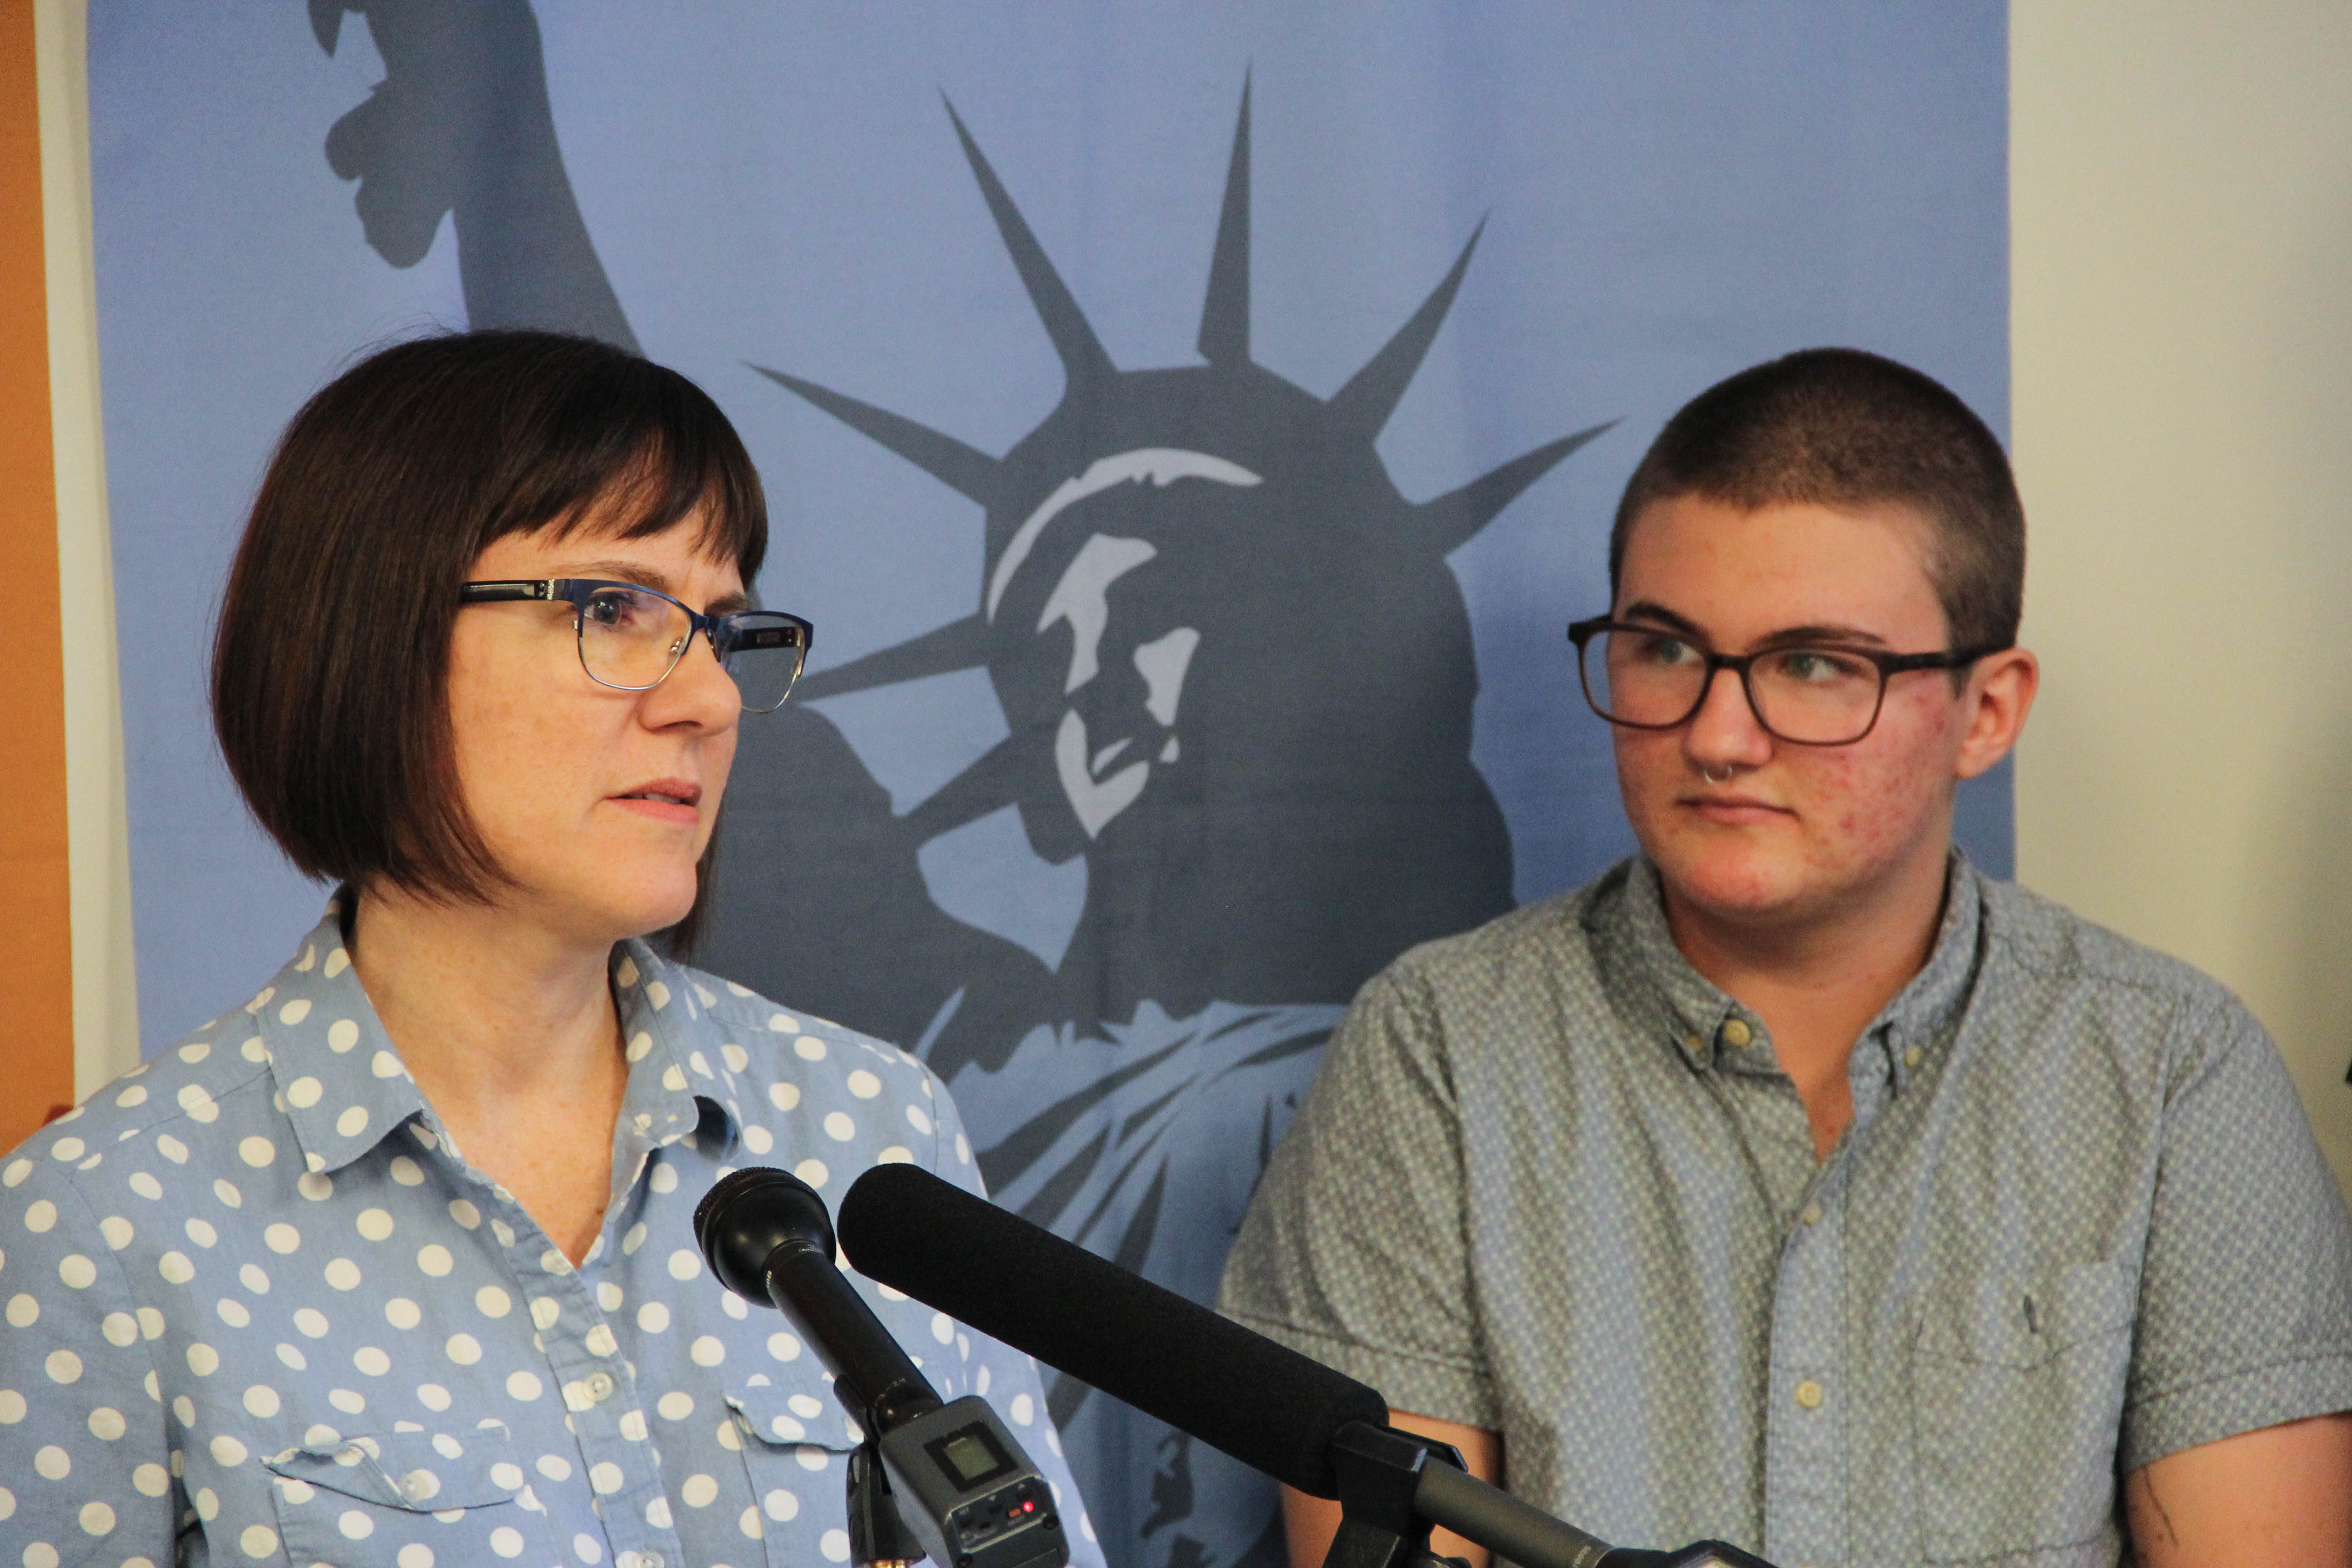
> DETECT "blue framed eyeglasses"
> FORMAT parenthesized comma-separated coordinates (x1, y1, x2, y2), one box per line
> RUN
(460, 578, 813, 714)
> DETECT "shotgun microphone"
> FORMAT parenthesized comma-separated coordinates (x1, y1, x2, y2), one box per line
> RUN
(837, 1160, 1384, 1499)
(835, 1163, 1777, 1568)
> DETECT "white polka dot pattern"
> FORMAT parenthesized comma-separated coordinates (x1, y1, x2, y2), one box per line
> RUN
(1220, 857, 2352, 1567)
(0, 901, 1103, 1568)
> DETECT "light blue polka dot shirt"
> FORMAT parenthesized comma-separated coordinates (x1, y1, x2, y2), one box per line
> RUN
(0, 898, 1105, 1568)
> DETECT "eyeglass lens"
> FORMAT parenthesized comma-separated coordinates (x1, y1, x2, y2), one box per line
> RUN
(1584, 627, 1884, 745)
(577, 587, 806, 714)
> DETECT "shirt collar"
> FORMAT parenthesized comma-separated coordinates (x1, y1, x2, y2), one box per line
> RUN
(252, 896, 751, 1175)
(1605, 852, 1984, 1078)
(251, 894, 432, 1174)
(608, 941, 749, 1152)
(1883, 857, 1984, 1057)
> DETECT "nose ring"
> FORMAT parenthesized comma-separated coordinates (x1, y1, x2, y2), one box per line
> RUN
(1700, 763, 1738, 785)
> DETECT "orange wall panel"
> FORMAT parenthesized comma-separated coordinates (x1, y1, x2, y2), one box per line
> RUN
(0, 0, 74, 1152)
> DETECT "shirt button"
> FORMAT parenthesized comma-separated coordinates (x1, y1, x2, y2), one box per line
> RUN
(1720, 1019, 1752, 1048)
(1800, 1202, 1822, 1226)
(1794, 1379, 1825, 1410)
(585, 1371, 617, 1404)
(1681, 1034, 1705, 1056)
(1903, 1046, 1922, 1069)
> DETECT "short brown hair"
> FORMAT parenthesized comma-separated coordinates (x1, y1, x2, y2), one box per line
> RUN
(1610, 348, 2024, 653)
(212, 330, 767, 946)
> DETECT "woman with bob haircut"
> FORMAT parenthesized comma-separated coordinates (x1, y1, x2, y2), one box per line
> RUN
(0, 331, 1101, 1568)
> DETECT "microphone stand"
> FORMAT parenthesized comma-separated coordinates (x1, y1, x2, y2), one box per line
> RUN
(1317, 1423, 1773, 1568)
(846, 1442, 928, 1568)
(1319, 1423, 1485, 1568)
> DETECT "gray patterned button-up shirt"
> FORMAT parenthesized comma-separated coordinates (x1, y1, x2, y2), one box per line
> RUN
(0, 899, 1103, 1568)
(1219, 857, 2352, 1568)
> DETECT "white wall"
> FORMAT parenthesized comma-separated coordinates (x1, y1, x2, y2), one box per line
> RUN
(39, 0, 138, 1096)
(2013, 6, 2352, 1202)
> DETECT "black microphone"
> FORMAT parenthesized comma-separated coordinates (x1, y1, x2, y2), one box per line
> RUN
(694, 1167, 1070, 1568)
(694, 1165, 941, 1430)
(836, 1161, 1386, 1499)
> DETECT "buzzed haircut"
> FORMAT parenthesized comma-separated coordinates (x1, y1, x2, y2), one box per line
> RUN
(1610, 347, 2025, 653)
(212, 330, 766, 949)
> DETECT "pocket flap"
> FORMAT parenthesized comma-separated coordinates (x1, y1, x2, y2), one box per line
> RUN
(262, 1422, 522, 1511)
(725, 1375, 862, 1450)
(1916, 1260, 2137, 1367)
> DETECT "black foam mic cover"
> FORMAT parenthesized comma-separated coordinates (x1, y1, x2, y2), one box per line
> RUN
(836, 1162, 1387, 1499)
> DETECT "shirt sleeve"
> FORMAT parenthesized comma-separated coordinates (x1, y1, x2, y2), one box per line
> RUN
(1215, 961, 1499, 1430)
(0, 1145, 181, 1566)
(2119, 990, 2352, 1472)
(911, 1071, 1110, 1568)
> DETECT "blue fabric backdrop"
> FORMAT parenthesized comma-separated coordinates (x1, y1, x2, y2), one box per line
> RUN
(91, 7, 2009, 1566)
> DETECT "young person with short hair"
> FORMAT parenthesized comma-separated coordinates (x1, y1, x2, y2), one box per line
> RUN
(1220, 348, 2352, 1568)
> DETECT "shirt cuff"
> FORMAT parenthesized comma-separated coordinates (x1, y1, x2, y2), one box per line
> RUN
(2122, 1348, 2352, 1473)
(1219, 1307, 1502, 1434)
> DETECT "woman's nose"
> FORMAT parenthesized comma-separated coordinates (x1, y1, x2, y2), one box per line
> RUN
(647, 630, 742, 729)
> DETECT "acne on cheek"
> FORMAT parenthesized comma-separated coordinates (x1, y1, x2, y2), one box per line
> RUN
(1818, 739, 1949, 870)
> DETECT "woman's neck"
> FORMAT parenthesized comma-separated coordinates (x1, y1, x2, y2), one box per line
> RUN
(347, 884, 634, 1264)
(349, 883, 626, 1112)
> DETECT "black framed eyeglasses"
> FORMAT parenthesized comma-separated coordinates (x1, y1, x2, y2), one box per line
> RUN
(460, 579, 813, 714)
(1566, 616, 2001, 746)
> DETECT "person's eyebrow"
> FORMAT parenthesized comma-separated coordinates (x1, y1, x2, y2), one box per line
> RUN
(564, 560, 752, 616)
(1617, 600, 1892, 650)
(1617, 600, 1707, 638)
(565, 560, 678, 596)
(1752, 622, 1891, 649)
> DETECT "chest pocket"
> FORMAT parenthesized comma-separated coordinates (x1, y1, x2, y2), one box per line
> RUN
(1912, 1260, 2137, 1563)
(725, 1375, 862, 1568)
(260, 1421, 549, 1568)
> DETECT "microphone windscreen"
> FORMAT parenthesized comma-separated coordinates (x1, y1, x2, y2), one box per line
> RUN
(838, 1162, 1387, 1499)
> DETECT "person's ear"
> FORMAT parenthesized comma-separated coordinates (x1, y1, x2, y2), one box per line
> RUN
(1954, 647, 2038, 780)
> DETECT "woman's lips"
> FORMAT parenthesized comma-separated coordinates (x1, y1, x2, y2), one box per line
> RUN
(611, 779, 701, 825)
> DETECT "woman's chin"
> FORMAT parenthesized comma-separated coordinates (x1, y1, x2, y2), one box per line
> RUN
(522, 870, 701, 947)
(626, 882, 701, 941)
